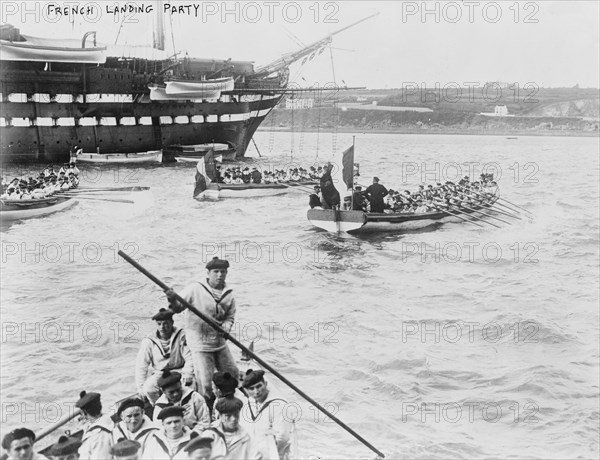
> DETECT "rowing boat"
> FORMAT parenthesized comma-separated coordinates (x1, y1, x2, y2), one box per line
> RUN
(73, 150, 163, 164)
(194, 181, 317, 200)
(0, 196, 77, 222)
(307, 196, 498, 234)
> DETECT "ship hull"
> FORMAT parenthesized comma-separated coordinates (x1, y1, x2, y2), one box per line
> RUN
(0, 94, 281, 163)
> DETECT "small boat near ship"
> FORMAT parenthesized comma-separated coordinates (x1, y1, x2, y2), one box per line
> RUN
(192, 149, 316, 200)
(307, 195, 499, 234)
(72, 150, 163, 164)
(0, 196, 77, 221)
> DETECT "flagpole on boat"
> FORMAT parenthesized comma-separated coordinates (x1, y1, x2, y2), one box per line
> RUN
(350, 135, 355, 211)
(118, 251, 386, 459)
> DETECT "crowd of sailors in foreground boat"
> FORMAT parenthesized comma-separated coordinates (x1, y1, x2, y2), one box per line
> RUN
(2, 258, 293, 460)
(310, 173, 499, 214)
(0, 164, 80, 200)
(213, 165, 325, 185)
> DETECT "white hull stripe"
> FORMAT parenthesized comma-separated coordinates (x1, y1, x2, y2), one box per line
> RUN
(0, 110, 269, 127)
(4, 93, 280, 104)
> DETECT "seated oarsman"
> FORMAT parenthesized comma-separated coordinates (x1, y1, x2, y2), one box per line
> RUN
(68, 173, 79, 188)
(308, 186, 322, 209)
(153, 371, 211, 432)
(48, 435, 81, 460)
(142, 406, 192, 460)
(201, 396, 262, 460)
(66, 163, 79, 176)
(250, 167, 262, 184)
(136, 308, 193, 405)
(241, 168, 252, 184)
(384, 189, 395, 210)
(75, 391, 114, 460)
(242, 369, 291, 460)
(447, 193, 460, 207)
(110, 439, 141, 460)
(211, 372, 250, 429)
(222, 173, 232, 184)
(30, 186, 46, 200)
(232, 173, 243, 185)
(183, 433, 222, 460)
(112, 398, 158, 449)
(2, 428, 48, 460)
(352, 186, 367, 212)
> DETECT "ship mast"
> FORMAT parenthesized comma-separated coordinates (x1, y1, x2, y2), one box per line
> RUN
(153, 0, 165, 51)
(253, 12, 379, 78)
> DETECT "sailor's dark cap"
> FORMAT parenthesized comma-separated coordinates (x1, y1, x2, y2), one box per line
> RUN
(75, 391, 101, 410)
(214, 396, 243, 414)
(184, 432, 214, 453)
(49, 436, 81, 456)
(157, 370, 181, 389)
(2, 428, 35, 449)
(212, 372, 238, 396)
(117, 397, 145, 416)
(206, 256, 229, 270)
(152, 308, 174, 321)
(157, 405, 185, 420)
(355, 186, 362, 190)
(111, 439, 141, 458)
(242, 368, 266, 388)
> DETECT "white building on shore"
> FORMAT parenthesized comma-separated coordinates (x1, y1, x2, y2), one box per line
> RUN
(285, 98, 314, 109)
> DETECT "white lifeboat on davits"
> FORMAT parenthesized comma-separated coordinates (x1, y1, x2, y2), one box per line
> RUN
(149, 76, 235, 101)
(0, 34, 107, 64)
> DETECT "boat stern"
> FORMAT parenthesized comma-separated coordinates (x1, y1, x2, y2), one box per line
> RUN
(307, 209, 366, 234)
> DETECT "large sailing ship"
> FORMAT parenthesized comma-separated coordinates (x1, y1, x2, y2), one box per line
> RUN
(0, 12, 375, 164)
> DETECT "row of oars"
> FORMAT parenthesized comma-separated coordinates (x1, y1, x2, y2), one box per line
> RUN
(56, 186, 151, 204)
(435, 191, 532, 229)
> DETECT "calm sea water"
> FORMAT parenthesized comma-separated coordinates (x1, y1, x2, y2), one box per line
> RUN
(1, 132, 599, 459)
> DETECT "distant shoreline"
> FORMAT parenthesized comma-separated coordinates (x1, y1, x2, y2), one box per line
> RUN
(257, 126, 599, 138)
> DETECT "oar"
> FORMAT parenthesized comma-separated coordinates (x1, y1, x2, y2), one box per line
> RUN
(433, 205, 485, 228)
(280, 182, 318, 193)
(72, 186, 150, 193)
(468, 191, 523, 218)
(445, 204, 501, 228)
(35, 409, 81, 443)
(118, 251, 385, 459)
(496, 196, 532, 215)
(478, 202, 522, 220)
(36, 391, 138, 443)
(58, 194, 135, 204)
(468, 188, 531, 216)
(459, 204, 512, 225)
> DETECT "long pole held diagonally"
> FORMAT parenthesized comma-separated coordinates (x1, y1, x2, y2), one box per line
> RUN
(35, 409, 81, 443)
(118, 251, 385, 459)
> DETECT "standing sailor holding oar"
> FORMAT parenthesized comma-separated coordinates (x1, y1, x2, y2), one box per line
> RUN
(166, 257, 239, 411)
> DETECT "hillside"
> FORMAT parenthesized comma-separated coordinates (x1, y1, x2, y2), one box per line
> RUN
(262, 87, 599, 135)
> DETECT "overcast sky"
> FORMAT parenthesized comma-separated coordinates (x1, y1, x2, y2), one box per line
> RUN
(2, 1, 599, 88)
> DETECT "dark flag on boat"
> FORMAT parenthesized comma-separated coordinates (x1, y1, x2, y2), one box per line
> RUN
(204, 148, 217, 182)
(341, 145, 355, 190)
(194, 161, 207, 198)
